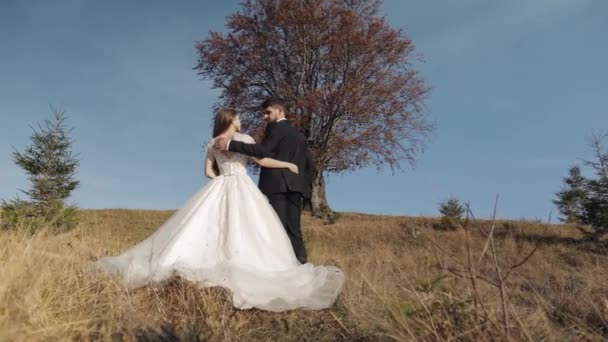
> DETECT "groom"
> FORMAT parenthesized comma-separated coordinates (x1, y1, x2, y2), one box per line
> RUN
(214, 97, 314, 264)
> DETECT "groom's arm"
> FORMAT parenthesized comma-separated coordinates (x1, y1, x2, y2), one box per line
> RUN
(228, 123, 282, 158)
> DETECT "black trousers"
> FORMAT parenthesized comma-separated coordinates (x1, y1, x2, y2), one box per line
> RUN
(267, 192, 308, 264)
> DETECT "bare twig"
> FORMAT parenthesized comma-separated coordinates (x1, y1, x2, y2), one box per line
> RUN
(429, 195, 540, 341)
(477, 195, 499, 263)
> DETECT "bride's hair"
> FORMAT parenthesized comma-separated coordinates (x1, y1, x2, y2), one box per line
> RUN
(213, 108, 239, 138)
(211, 108, 239, 175)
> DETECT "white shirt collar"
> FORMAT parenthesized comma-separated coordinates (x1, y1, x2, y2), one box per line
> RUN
(277, 118, 287, 122)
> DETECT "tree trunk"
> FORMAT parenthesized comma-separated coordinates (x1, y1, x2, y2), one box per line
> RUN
(310, 171, 335, 222)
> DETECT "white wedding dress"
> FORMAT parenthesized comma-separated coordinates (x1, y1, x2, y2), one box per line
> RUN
(94, 133, 345, 312)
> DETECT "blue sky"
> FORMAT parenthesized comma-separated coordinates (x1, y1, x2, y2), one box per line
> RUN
(1, 0, 606, 220)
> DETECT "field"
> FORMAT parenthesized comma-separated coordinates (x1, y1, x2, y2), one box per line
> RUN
(1, 209, 607, 341)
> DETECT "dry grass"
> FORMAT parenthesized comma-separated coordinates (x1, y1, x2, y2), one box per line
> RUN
(1, 209, 607, 341)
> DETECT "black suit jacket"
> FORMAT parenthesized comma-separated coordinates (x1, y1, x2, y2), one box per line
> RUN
(228, 120, 314, 199)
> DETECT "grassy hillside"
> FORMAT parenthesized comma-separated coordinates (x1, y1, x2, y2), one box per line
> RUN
(0, 209, 607, 341)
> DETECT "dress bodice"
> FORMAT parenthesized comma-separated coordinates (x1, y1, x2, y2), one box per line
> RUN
(209, 133, 254, 176)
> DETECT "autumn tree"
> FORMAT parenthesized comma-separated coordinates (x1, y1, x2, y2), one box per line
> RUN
(194, 0, 432, 219)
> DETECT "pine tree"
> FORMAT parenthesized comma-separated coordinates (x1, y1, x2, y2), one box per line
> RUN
(1, 108, 80, 232)
(581, 133, 608, 237)
(553, 165, 588, 224)
(439, 197, 465, 220)
(437, 197, 465, 230)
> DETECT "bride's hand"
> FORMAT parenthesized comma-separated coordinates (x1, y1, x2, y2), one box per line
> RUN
(214, 135, 229, 151)
(287, 163, 299, 174)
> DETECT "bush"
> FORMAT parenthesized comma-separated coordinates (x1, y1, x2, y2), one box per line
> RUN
(1, 199, 79, 233)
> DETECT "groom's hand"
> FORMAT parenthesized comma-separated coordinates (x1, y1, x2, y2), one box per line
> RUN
(214, 136, 229, 151)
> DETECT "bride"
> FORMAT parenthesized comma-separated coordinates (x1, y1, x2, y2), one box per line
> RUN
(94, 108, 345, 312)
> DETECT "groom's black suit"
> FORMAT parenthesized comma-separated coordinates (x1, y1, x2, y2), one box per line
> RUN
(228, 120, 313, 264)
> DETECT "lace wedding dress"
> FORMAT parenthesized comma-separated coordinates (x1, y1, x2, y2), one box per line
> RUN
(94, 133, 345, 312)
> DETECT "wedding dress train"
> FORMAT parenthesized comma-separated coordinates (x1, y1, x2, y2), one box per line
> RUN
(94, 133, 344, 312)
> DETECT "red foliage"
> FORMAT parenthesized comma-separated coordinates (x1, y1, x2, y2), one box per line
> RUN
(194, 0, 433, 175)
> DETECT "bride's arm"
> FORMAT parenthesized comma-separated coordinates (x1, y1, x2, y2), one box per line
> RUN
(252, 157, 299, 174)
(205, 148, 218, 179)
